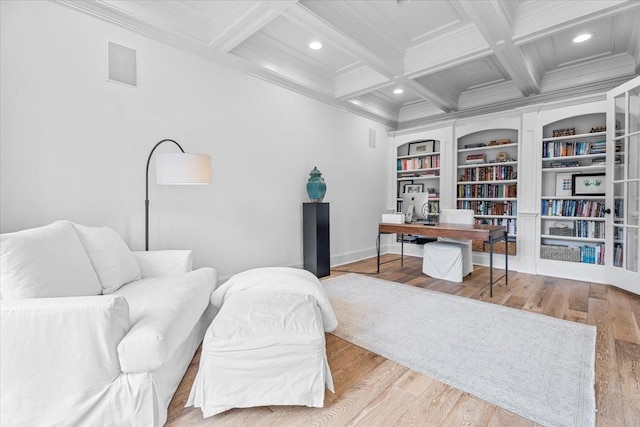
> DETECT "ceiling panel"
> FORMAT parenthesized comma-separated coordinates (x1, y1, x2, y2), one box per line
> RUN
(258, 15, 358, 72)
(353, 0, 463, 47)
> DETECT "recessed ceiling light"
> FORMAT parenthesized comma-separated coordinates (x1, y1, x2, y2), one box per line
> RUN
(573, 33, 593, 43)
(393, 88, 404, 95)
(309, 41, 322, 50)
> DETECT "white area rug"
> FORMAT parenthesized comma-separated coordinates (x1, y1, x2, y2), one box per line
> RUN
(323, 274, 596, 427)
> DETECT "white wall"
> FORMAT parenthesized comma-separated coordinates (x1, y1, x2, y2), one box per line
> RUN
(0, 1, 390, 279)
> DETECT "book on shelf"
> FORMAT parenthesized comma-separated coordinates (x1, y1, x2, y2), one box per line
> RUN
(580, 245, 603, 264)
(465, 153, 486, 164)
(549, 161, 579, 168)
(543, 140, 603, 158)
(541, 199, 606, 217)
(588, 141, 606, 154)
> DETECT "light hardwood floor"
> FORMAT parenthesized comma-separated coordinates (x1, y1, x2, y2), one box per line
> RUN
(166, 255, 640, 426)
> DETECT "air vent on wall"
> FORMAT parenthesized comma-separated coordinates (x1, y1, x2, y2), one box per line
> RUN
(108, 41, 137, 86)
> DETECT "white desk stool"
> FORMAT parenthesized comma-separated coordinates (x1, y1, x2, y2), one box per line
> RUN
(423, 209, 475, 282)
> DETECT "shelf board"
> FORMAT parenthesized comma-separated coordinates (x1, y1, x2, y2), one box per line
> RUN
(398, 176, 440, 181)
(541, 195, 605, 200)
(458, 197, 517, 201)
(542, 153, 606, 161)
(397, 152, 440, 160)
(541, 165, 605, 173)
(397, 167, 439, 174)
(476, 215, 517, 219)
(458, 160, 517, 169)
(457, 142, 518, 153)
(541, 234, 605, 243)
(541, 215, 605, 221)
(458, 179, 517, 185)
(541, 131, 606, 142)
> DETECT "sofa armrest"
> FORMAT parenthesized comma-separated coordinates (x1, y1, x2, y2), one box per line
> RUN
(1, 296, 131, 423)
(132, 250, 193, 278)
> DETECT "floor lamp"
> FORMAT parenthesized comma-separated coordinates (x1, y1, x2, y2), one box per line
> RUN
(145, 139, 211, 251)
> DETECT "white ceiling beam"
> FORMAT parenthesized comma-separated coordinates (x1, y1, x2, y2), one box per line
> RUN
(205, 1, 298, 53)
(335, 66, 389, 99)
(455, 0, 541, 98)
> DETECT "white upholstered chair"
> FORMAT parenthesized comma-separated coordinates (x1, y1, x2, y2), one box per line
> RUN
(422, 209, 475, 282)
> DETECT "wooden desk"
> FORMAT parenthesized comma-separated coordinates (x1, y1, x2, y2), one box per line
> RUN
(378, 222, 508, 297)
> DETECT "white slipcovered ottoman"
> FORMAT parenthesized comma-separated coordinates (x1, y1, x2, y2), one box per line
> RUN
(186, 267, 337, 418)
(423, 241, 464, 282)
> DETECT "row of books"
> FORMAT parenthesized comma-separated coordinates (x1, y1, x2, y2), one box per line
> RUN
(476, 218, 517, 235)
(613, 244, 624, 267)
(397, 155, 440, 171)
(459, 165, 516, 182)
(456, 200, 517, 216)
(580, 245, 604, 264)
(542, 140, 606, 158)
(570, 220, 606, 239)
(614, 199, 624, 218)
(541, 199, 606, 218)
(548, 160, 579, 168)
(457, 184, 517, 199)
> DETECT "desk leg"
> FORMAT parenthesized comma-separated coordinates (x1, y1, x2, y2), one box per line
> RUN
(401, 234, 404, 267)
(377, 232, 381, 274)
(505, 237, 508, 287)
(489, 235, 494, 298)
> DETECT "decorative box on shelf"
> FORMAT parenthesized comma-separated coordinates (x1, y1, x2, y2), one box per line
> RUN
(549, 227, 574, 237)
(540, 245, 581, 262)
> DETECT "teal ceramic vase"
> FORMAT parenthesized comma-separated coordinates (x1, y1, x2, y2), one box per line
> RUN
(306, 167, 326, 202)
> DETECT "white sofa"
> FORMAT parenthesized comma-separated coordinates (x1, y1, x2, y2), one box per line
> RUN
(0, 220, 218, 426)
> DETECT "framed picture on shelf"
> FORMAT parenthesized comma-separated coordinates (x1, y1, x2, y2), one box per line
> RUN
(397, 180, 413, 196)
(572, 173, 606, 196)
(408, 140, 435, 155)
(555, 172, 573, 196)
(405, 184, 424, 194)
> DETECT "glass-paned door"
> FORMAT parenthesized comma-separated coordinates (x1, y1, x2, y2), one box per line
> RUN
(606, 76, 640, 295)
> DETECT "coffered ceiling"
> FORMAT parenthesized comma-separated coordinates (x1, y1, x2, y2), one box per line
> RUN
(56, 0, 640, 129)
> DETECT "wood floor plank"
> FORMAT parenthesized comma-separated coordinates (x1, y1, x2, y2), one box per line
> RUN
(614, 339, 640, 427)
(394, 381, 464, 427)
(165, 256, 636, 427)
(611, 309, 640, 345)
(442, 393, 495, 427)
(569, 281, 591, 313)
(487, 408, 535, 427)
(587, 297, 626, 423)
(589, 283, 609, 300)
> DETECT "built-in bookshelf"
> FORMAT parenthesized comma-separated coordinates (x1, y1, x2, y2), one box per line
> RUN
(539, 114, 610, 265)
(456, 129, 519, 254)
(396, 139, 440, 216)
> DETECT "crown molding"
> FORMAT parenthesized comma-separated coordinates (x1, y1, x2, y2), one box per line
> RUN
(396, 76, 633, 132)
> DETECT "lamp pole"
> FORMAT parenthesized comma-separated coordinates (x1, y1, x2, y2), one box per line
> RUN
(145, 139, 185, 251)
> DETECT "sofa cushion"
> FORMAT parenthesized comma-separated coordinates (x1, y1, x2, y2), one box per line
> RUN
(72, 223, 140, 294)
(0, 220, 101, 299)
(115, 267, 217, 373)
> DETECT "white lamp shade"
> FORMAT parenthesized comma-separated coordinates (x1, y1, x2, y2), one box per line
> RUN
(155, 153, 211, 185)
